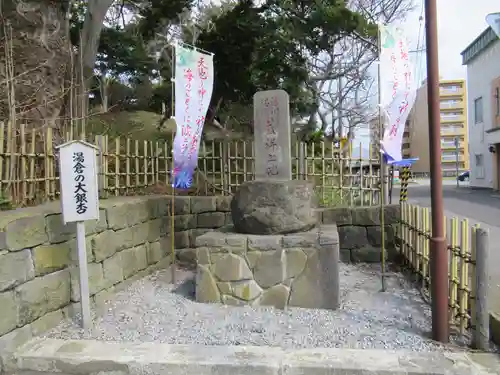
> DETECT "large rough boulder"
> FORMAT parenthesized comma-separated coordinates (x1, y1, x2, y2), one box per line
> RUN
(230, 180, 317, 234)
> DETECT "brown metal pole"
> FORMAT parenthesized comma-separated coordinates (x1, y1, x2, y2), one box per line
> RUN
(425, 0, 449, 343)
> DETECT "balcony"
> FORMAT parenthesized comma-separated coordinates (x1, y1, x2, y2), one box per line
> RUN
(441, 155, 465, 162)
(441, 142, 458, 149)
(441, 126, 464, 135)
(440, 86, 464, 97)
(441, 114, 465, 123)
(440, 100, 463, 110)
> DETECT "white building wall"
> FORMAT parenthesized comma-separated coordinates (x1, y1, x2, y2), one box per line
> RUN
(466, 39, 500, 189)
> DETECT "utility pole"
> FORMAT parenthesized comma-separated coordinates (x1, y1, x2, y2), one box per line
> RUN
(425, 0, 449, 342)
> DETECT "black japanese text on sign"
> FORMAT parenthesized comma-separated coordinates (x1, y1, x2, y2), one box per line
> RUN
(263, 96, 279, 177)
(73, 152, 88, 215)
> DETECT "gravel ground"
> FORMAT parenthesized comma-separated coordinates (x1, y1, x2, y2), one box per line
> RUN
(45, 263, 463, 352)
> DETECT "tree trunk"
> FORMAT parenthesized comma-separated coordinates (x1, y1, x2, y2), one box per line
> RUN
(0, 0, 71, 126)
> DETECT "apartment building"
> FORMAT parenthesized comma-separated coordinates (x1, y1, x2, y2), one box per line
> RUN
(462, 26, 500, 190)
(402, 79, 469, 176)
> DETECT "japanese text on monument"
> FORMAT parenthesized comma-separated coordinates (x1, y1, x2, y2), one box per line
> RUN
(263, 96, 280, 177)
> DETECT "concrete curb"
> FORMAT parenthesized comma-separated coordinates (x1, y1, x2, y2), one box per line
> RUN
(7, 338, 500, 375)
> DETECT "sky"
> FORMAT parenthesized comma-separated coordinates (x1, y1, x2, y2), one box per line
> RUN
(354, 0, 499, 151)
(405, 0, 499, 81)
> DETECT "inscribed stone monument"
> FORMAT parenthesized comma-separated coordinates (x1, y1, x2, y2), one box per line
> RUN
(253, 90, 292, 180)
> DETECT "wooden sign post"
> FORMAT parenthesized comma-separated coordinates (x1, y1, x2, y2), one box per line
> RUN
(56, 140, 99, 330)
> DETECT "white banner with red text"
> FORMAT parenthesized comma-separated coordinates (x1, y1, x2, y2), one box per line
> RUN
(379, 24, 416, 163)
(172, 44, 214, 189)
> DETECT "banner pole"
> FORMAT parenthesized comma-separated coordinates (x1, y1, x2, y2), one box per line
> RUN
(378, 24, 387, 292)
(170, 43, 176, 284)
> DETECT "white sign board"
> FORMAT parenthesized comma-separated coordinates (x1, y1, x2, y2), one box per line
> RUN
(57, 140, 99, 224)
(253, 90, 292, 181)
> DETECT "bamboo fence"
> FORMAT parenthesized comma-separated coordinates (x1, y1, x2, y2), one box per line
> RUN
(398, 202, 481, 340)
(0, 121, 382, 208)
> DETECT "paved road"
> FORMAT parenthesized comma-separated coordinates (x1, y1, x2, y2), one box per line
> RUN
(392, 182, 500, 312)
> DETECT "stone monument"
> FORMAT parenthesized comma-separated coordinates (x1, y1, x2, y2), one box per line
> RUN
(193, 89, 340, 310)
(253, 90, 292, 181)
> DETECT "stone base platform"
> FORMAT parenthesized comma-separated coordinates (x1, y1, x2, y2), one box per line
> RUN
(194, 225, 340, 309)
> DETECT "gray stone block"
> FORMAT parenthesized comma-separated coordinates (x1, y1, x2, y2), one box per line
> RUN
(146, 196, 171, 218)
(248, 235, 283, 251)
(196, 264, 220, 303)
(190, 197, 217, 213)
(16, 269, 70, 325)
(102, 252, 124, 286)
(216, 196, 232, 212)
(318, 225, 339, 245)
(171, 196, 191, 214)
(121, 245, 148, 280)
(384, 205, 401, 225)
(195, 232, 227, 247)
(212, 253, 252, 282)
(282, 230, 318, 248)
(351, 206, 381, 226)
(105, 199, 152, 230)
(321, 207, 352, 225)
(366, 225, 395, 247)
(338, 225, 369, 249)
(0, 249, 34, 292)
(253, 249, 286, 288)
(3, 215, 48, 251)
(174, 214, 197, 231)
(45, 210, 107, 243)
(70, 262, 105, 301)
(174, 230, 190, 248)
(197, 212, 226, 228)
(0, 290, 18, 335)
(351, 246, 382, 263)
(32, 243, 70, 276)
(177, 248, 197, 264)
(92, 221, 156, 262)
(146, 241, 166, 265)
(224, 233, 248, 251)
(189, 229, 213, 247)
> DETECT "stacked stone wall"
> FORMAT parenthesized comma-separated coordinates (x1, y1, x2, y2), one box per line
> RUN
(0, 195, 232, 371)
(319, 205, 400, 262)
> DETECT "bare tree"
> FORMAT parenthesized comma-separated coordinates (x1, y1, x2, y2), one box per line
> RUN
(298, 0, 415, 141)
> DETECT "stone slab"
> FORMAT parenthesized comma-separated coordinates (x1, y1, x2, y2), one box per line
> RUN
(9, 338, 500, 375)
(253, 90, 292, 180)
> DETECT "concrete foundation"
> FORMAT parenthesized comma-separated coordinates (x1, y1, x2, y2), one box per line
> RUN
(194, 225, 340, 309)
(6, 338, 499, 375)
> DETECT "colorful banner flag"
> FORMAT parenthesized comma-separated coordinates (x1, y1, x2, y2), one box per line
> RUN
(172, 44, 214, 189)
(379, 24, 416, 163)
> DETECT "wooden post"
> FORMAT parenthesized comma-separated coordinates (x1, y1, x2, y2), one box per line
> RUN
(95, 135, 105, 198)
(472, 227, 490, 350)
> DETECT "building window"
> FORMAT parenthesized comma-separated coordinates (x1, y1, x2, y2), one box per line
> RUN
(474, 153, 485, 179)
(475, 154, 483, 166)
(474, 97, 483, 123)
(495, 87, 500, 116)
